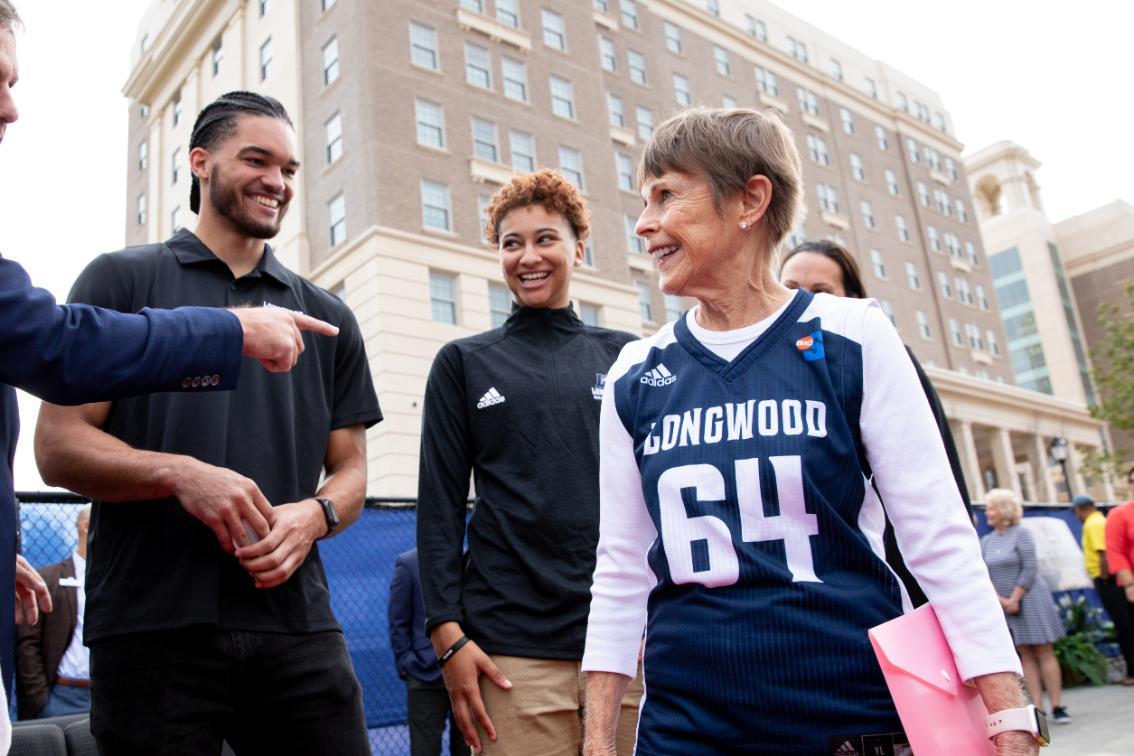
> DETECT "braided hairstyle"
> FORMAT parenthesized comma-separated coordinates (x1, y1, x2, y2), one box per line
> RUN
(188, 91, 292, 214)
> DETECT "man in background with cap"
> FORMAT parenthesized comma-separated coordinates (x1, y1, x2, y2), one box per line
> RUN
(1105, 469, 1134, 685)
(1073, 493, 1134, 685)
(36, 91, 381, 755)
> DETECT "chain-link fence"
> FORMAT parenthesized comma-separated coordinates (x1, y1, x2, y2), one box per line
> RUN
(15, 492, 448, 755)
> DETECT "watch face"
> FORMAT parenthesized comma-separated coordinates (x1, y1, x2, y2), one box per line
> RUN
(1034, 708, 1050, 745)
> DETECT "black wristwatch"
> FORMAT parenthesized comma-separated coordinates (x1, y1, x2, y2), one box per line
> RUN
(314, 496, 339, 538)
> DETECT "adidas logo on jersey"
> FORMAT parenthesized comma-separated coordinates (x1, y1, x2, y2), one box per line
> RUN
(476, 387, 506, 409)
(833, 742, 860, 756)
(640, 363, 676, 387)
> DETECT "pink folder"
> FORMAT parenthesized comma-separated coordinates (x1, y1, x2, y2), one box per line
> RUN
(869, 604, 995, 755)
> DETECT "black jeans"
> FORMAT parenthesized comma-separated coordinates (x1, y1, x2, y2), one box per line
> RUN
(89, 627, 369, 756)
(1095, 576, 1134, 676)
(406, 675, 469, 756)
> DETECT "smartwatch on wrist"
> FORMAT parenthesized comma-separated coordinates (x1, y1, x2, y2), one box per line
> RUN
(314, 496, 339, 538)
(985, 705, 1049, 746)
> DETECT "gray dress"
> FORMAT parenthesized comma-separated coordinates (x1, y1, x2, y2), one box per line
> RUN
(980, 524, 1066, 645)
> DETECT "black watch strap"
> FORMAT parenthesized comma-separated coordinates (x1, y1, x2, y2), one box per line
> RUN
(314, 496, 339, 538)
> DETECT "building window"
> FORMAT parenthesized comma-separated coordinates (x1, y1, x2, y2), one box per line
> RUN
(620, 0, 639, 29)
(949, 318, 962, 346)
(938, 271, 952, 298)
(171, 206, 181, 232)
(870, 249, 885, 278)
(839, 107, 854, 134)
(945, 232, 962, 258)
(410, 22, 439, 70)
(542, 9, 566, 50)
(322, 37, 340, 86)
(635, 280, 653, 321)
(472, 118, 499, 163)
(880, 299, 895, 326)
(171, 147, 181, 185)
(477, 194, 492, 245)
(579, 302, 601, 326)
(138, 140, 148, 171)
(713, 46, 730, 76)
(706, 0, 720, 16)
(502, 57, 528, 102)
(211, 37, 223, 76)
(489, 284, 512, 327)
(465, 43, 492, 89)
(935, 188, 951, 215)
(429, 272, 458, 324)
(788, 36, 808, 63)
(927, 226, 940, 252)
(510, 130, 535, 172)
(421, 180, 452, 231)
(976, 284, 989, 310)
(628, 50, 648, 84)
(673, 73, 691, 106)
(987, 330, 999, 356)
(917, 182, 929, 207)
(850, 153, 865, 181)
(945, 157, 959, 181)
(905, 261, 920, 289)
(806, 134, 829, 166)
(496, 0, 519, 28)
(582, 240, 594, 267)
(885, 169, 899, 196)
(796, 87, 818, 115)
(607, 93, 625, 128)
(874, 125, 888, 151)
(915, 101, 929, 122)
(906, 137, 919, 163)
(259, 38, 272, 80)
(665, 294, 684, 322)
(861, 200, 876, 229)
(329, 194, 346, 247)
(460, 0, 483, 12)
(916, 310, 930, 339)
(955, 199, 968, 223)
(925, 147, 941, 172)
(172, 90, 182, 126)
(747, 14, 767, 41)
(615, 152, 634, 191)
(139, 103, 149, 119)
(865, 76, 877, 99)
(722, 95, 736, 108)
(966, 241, 979, 266)
(599, 37, 616, 71)
(414, 99, 445, 149)
(829, 58, 843, 80)
(664, 22, 682, 53)
(816, 183, 839, 214)
(897, 92, 909, 112)
(625, 215, 644, 253)
(321, 0, 337, 9)
(755, 66, 778, 97)
(558, 146, 584, 190)
(594, 0, 609, 11)
(549, 76, 575, 119)
(136, 193, 147, 225)
(259, 0, 269, 16)
(895, 215, 909, 242)
(636, 106, 655, 140)
(957, 277, 972, 305)
(325, 112, 342, 164)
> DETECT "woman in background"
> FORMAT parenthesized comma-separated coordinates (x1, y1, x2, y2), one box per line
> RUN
(981, 488, 1069, 724)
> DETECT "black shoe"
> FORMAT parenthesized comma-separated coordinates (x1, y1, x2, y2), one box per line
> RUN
(1052, 706, 1071, 724)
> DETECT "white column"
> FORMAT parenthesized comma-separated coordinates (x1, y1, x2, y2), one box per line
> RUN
(957, 421, 985, 501)
(1030, 434, 1057, 503)
(990, 428, 1021, 498)
(1066, 444, 1087, 500)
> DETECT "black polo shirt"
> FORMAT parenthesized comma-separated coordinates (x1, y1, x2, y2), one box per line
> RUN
(69, 229, 382, 643)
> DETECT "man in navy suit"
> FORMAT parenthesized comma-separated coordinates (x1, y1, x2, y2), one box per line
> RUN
(0, 4, 337, 744)
(389, 548, 469, 756)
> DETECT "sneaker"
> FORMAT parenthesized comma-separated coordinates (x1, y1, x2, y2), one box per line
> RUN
(1051, 706, 1071, 724)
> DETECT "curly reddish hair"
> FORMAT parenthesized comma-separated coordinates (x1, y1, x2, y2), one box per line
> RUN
(484, 169, 590, 246)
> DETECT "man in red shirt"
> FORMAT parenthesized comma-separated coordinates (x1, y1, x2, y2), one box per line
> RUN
(1105, 467, 1134, 622)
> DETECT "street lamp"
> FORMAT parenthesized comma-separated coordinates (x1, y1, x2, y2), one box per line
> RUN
(1050, 436, 1072, 501)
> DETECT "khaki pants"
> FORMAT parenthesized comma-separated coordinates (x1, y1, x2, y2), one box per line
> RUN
(475, 655, 643, 756)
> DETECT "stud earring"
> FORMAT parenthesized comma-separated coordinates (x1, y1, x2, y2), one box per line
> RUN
(739, 221, 749, 230)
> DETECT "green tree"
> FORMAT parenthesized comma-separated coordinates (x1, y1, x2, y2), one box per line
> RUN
(1087, 284, 1134, 476)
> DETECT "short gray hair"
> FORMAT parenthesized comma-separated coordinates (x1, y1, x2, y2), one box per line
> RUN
(638, 107, 804, 249)
(984, 488, 1022, 526)
(0, 1, 21, 29)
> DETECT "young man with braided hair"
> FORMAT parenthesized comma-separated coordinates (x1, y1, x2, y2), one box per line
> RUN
(36, 91, 380, 755)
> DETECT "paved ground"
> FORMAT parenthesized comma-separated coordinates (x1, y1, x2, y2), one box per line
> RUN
(1043, 681, 1133, 755)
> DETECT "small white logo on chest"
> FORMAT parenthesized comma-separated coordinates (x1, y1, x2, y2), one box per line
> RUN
(476, 387, 506, 409)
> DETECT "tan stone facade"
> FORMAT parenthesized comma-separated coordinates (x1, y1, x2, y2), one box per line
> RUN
(124, 0, 1110, 500)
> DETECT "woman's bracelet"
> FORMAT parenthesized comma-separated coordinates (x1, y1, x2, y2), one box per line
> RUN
(438, 634, 470, 668)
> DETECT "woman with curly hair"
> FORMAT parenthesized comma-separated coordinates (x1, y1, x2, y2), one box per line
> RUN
(417, 170, 640, 755)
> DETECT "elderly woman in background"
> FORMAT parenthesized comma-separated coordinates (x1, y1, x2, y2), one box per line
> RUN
(981, 488, 1068, 724)
(780, 239, 974, 607)
(581, 108, 1037, 755)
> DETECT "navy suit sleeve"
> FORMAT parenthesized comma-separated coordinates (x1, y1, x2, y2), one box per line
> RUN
(388, 555, 414, 677)
(0, 254, 243, 404)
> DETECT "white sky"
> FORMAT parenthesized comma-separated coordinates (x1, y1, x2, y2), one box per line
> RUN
(4, 0, 1131, 490)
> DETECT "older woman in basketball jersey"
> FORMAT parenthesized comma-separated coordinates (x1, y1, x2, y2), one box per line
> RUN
(581, 108, 1037, 755)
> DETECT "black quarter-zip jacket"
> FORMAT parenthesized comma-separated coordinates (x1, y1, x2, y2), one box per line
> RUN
(417, 304, 636, 659)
